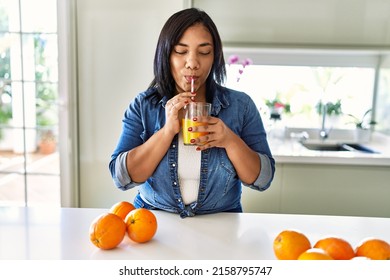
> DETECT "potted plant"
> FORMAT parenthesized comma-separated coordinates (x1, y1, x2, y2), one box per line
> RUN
(316, 100, 342, 116)
(265, 94, 291, 120)
(347, 109, 377, 143)
(0, 83, 12, 142)
(38, 128, 57, 154)
(347, 109, 377, 129)
(36, 82, 58, 154)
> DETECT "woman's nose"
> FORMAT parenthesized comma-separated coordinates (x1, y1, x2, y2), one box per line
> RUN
(185, 54, 200, 70)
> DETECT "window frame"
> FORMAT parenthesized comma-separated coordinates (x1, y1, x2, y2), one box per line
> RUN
(223, 46, 390, 130)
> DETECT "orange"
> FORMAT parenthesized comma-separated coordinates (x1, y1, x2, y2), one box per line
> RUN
(355, 238, 390, 260)
(89, 213, 127, 250)
(298, 248, 333, 260)
(125, 208, 158, 243)
(273, 230, 311, 260)
(314, 237, 355, 260)
(109, 201, 136, 220)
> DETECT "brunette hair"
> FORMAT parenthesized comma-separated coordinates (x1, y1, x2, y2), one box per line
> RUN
(148, 8, 226, 99)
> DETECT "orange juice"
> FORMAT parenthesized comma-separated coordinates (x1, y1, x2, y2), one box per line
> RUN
(181, 102, 211, 145)
(182, 119, 208, 145)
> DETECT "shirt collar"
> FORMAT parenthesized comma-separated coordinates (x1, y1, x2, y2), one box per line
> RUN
(210, 85, 229, 116)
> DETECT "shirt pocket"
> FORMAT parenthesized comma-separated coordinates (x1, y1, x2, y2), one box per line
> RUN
(211, 149, 237, 195)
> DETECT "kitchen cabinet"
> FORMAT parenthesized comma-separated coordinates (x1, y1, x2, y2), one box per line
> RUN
(242, 163, 390, 218)
(194, 0, 390, 47)
(280, 164, 390, 218)
(242, 164, 282, 213)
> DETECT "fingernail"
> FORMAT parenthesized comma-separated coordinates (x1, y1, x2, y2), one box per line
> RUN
(184, 100, 189, 104)
(190, 139, 196, 144)
(196, 147, 201, 151)
(188, 127, 192, 132)
(192, 117, 197, 121)
(192, 91, 196, 95)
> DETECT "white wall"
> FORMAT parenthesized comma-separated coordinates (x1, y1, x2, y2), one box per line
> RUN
(69, 0, 390, 209)
(75, 0, 184, 207)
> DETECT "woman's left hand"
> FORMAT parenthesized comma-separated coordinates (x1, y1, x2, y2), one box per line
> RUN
(191, 116, 261, 184)
(190, 116, 236, 150)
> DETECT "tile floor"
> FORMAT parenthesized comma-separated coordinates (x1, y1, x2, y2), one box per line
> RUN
(0, 151, 60, 206)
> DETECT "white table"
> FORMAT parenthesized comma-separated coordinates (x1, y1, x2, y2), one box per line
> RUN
(1, 207, 390, 260)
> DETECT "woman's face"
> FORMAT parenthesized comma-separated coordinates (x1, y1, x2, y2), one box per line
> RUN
(170, 23, 214, 98)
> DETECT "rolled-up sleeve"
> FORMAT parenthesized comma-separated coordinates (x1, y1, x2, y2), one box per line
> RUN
(243, 153, 274, 191)
(111, 151, 142, 191)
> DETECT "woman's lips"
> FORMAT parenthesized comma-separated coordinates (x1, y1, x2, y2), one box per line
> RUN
(185, 75, 198, 82)
(185, 76, 198, 93)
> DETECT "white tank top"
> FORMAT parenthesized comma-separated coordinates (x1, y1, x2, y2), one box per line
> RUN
(178, 133, 201, 205)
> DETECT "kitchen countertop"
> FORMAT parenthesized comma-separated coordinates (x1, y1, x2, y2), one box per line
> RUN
(1, 207, 390, 260)
(269, 131, 390, 166)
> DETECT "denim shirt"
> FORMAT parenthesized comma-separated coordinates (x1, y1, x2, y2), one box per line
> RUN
(109, 86, 275, 218)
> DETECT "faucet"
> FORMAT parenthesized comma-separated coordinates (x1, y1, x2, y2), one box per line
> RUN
(319, 103, 329, 140)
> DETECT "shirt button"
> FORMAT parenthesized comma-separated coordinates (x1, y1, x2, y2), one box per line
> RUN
(173, 181, 177, 185)
(172, 163, 176, 167)
(172, 144, 176, 148)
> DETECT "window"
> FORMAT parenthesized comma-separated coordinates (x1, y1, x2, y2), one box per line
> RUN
(224, 48, 382, 134)
(376, 60, 390, 135)
(0, 0, 60, 206)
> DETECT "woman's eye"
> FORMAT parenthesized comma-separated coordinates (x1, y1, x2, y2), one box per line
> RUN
(173, 48, 211, 55)
(174, 49, 187, 54)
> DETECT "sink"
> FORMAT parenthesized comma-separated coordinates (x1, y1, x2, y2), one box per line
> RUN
(301, 142, 350, 151)
(284, 127, 379, 154)
(285, 127, 357, 142)
(300, 141, 379, 154)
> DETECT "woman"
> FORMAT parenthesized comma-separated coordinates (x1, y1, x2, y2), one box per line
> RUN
(109, 8, 275, 218)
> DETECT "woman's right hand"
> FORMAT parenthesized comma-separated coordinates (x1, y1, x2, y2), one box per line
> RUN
(164, 91, 195, 136)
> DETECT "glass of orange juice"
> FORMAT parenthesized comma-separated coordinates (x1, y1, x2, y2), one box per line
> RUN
(182, 102, 211, 145)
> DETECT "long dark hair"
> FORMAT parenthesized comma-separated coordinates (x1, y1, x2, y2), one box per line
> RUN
(148, 8, 226, 100)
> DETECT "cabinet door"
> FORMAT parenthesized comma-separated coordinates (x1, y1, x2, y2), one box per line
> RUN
(194, 0, 390, 47)
(242, 164, 282, 213)
(280, 164, 390, 218)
